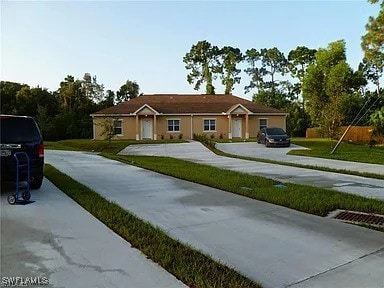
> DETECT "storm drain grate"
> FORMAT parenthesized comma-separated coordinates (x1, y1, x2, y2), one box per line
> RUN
(329, 210, 384, 227)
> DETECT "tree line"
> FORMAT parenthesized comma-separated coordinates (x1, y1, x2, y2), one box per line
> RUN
(183, 0, 384, 138)
(183, 39, 382, 138)
(1, 75, 140, 140)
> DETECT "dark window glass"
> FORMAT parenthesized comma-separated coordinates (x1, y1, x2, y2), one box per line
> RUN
(0, 117, 40, 143)
(266, 128, 286, 135)
(168, 120, 180, 132)
(114, 120, 122, 135)
(260, 119, 267, 129)
(204, 119, 215, 131)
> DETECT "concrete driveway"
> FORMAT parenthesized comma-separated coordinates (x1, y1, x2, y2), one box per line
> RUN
(46, 150, 384, 288)
(120, 141, 384, 200)
(216, 142, 384, 176)
(1, 180, 186, 288)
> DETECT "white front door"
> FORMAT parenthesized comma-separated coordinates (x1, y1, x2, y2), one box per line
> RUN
(141, 118, 153, 139)
(232, 118, 242, 138)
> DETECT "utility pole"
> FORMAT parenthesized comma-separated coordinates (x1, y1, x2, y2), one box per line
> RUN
(330, 125, 352, 154)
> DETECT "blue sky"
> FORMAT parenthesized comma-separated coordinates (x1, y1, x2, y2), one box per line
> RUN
(1, 1, 380, 100)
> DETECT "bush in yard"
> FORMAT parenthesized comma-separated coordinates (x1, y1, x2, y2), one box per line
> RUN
(193, 134, 216, 149)
(100, 117, 117, 148)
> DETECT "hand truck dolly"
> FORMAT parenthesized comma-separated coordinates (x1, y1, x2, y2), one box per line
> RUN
(7, 152, 31, 204)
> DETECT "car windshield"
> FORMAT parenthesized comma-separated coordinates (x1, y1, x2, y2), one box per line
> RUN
(0, 117, 41, 143)
(266, 128, 286, 135)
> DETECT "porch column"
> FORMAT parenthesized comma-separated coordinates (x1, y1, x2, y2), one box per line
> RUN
(92, 118, 96, 140)
(153, 114, 157, 140)
(190, 115, 194, 139)
(228, 114, 232, 139)
(135, 115, 139, 140)
(245, 114, 249, 139)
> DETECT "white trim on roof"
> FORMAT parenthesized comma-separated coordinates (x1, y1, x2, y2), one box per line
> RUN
(133, 104, 159, 115)
(226, 104, 252, 114)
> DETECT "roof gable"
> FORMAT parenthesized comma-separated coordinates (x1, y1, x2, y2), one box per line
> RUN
(227, 104, 251, 114)
(134, 104, 158, 115)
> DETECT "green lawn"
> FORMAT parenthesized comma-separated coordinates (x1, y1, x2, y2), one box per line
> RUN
(290, 138, 384, 165)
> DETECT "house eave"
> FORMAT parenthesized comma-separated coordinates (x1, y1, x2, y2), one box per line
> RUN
(92, 112, 287, 117)
(254, 113, 288, 116)
(91, 113, 133, 117)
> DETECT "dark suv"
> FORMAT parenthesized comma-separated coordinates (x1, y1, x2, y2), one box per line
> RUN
(1, 115, 44, 189)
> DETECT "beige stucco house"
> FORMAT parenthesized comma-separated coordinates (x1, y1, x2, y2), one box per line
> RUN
(91, 94, 287, 140)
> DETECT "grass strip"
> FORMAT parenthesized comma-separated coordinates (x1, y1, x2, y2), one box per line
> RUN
(289, 138, 384, 165)
(104, 154, 384, 218)
(45, 164, 262, 288)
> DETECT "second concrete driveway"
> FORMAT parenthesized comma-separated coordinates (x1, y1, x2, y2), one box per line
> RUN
(216, 142, 384, 176)
(120, 141, 384, 200)
(46, 150, 384, 288)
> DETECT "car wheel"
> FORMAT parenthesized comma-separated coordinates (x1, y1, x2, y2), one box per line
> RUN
(30, 177, 43, 190)
(265, 141, 270, 148)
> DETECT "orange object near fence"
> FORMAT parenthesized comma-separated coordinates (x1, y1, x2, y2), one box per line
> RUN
(306, 126, 384, 143)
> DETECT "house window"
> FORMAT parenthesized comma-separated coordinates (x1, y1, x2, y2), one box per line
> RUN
(168, 119, 180, 132)
(114, 120, 122, 135)
(204, 119, 216, 131)
(259, 119, 268, 130)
